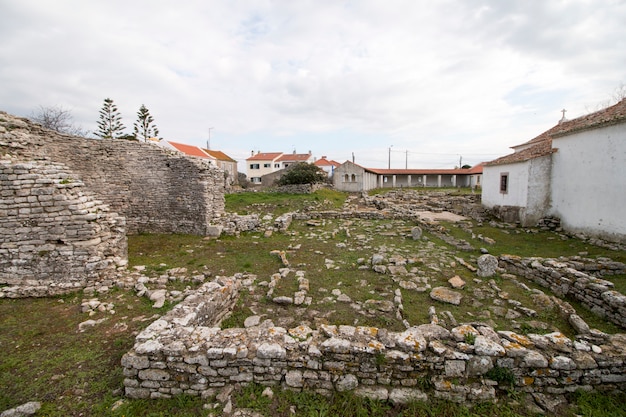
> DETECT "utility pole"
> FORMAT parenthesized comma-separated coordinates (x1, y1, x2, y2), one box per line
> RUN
(388, 145, 393, 169)
(459, 155, 462, 169)
(405, 150, 408, 169)
(207, 127, 214, 149)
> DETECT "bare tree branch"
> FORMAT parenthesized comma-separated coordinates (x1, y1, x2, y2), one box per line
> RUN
(29, 105, 88, 136)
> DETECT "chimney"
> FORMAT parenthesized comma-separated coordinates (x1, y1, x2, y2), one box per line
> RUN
(251, 150, 254, 156)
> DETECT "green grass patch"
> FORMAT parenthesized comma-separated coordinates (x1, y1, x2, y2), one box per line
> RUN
(225, 189, 347, 215)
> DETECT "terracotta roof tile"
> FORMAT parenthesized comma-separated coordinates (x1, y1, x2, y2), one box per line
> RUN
(365, 167, 480, 175)
(167, 141, 212, 159)
(486, 98, 626, 167)
(202, 149, 237, 162)
(246, 152, 283, 161)
(314, 157, 341, 167)
(276, 153, 312, 162)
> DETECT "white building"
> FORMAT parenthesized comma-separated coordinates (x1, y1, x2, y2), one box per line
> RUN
(245, 151, 314, 184)
(333, 161, 483, 192)
(482, 98, 626, 243)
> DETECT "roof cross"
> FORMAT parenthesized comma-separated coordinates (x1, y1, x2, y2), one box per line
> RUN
(561, 108, 567, 118)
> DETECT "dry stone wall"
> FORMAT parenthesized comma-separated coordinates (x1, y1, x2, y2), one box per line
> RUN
(500, 255, 626, 329)
(0, 158, 126, 297)
(0, 112, 225, 235)
(122, 274, 626, 407)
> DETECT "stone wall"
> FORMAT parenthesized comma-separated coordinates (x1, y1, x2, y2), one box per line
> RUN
(0, 112, 225, 235)
(122, 275, 626, 406)
(0, 158, 126, 297)
(500, 255, 626, 329)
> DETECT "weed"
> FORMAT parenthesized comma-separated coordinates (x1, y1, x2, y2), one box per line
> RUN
(464, 332, 476, 345)
(485, 366, 516, 388)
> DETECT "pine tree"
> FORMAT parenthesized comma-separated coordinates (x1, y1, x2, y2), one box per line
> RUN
(96, 98, 125, 138)
(133, 104, 159, 141)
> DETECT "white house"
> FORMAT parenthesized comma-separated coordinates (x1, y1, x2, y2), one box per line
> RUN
(333, 161, 483, 192)
(314, 156, 341, 177)
(245, 151, 315, 184)
(246, 152, 283, 184)
(203, 149, 238, 186)
(482, 98, 626, 243)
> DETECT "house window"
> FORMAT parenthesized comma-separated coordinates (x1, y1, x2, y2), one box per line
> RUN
(344, 174, 349, 182)
(351, 174, 356, 182)
(500, 173, 508, 194)
(274, 163, 280, 168)
(250, 164, 260, 170)
(263, 163, 271, 168)
(251, 177, 261, 183)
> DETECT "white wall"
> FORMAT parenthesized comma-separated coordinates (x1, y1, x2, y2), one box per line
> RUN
(334, 162, 365, 192)
(246, 159, 278, 181)
(482, 162, 530, 208)
(550, 123, 626, 241)
(522, 155, 552, 226)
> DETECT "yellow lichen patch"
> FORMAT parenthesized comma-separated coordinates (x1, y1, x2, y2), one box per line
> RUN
(357, 326, 379, 338)
(523, 376, 535, 386)
(509, 333, 534, 348)
(368, 340, 384, 351)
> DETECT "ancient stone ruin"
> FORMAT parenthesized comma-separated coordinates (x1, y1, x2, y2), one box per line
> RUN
(0, 111, 227, 296)
(122, 269, 626, 409)
(0, 158, 126, 297)
(3, 110, 626, 411)
(121, 200, 626, 411)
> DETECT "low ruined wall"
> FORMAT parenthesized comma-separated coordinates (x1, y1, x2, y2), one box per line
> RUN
(271, 183, 327, 194)
(0, 112, 225, 235)
(122, 275, 626, 404)
(500, 256, 626, 329)
(0, 158, 126, 297)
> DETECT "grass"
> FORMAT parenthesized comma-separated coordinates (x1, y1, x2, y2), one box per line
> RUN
(225, 188, 347, 215)
(131, 213, 624, 335)
(2, 189, 626, 416)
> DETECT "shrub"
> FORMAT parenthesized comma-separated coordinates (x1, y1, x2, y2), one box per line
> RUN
(276, 162, 328, 185)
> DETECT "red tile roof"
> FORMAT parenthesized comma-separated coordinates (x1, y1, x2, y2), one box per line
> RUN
(551, 97, 626, 138)
(167, 141, 212, 159)
(246, 152, 283, 161)
(486, 98, 626, 167)
(314, 157, 341, 168)
(277, 153, 312, 162)
(203, 149, 237, 162)
(365, 167, 481, 175)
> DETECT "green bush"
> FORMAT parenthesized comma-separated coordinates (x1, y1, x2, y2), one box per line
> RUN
(276, 162, 328, 185)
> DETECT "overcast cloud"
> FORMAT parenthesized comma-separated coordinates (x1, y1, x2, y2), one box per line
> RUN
(1, 0, 625, 169)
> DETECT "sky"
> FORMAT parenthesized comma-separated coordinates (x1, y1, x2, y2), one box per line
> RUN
(1, 1, 625, 171)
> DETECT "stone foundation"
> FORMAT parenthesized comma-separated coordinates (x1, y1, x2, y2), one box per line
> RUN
(500, 255, 626, 329)
(122, 274, 626, 404)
